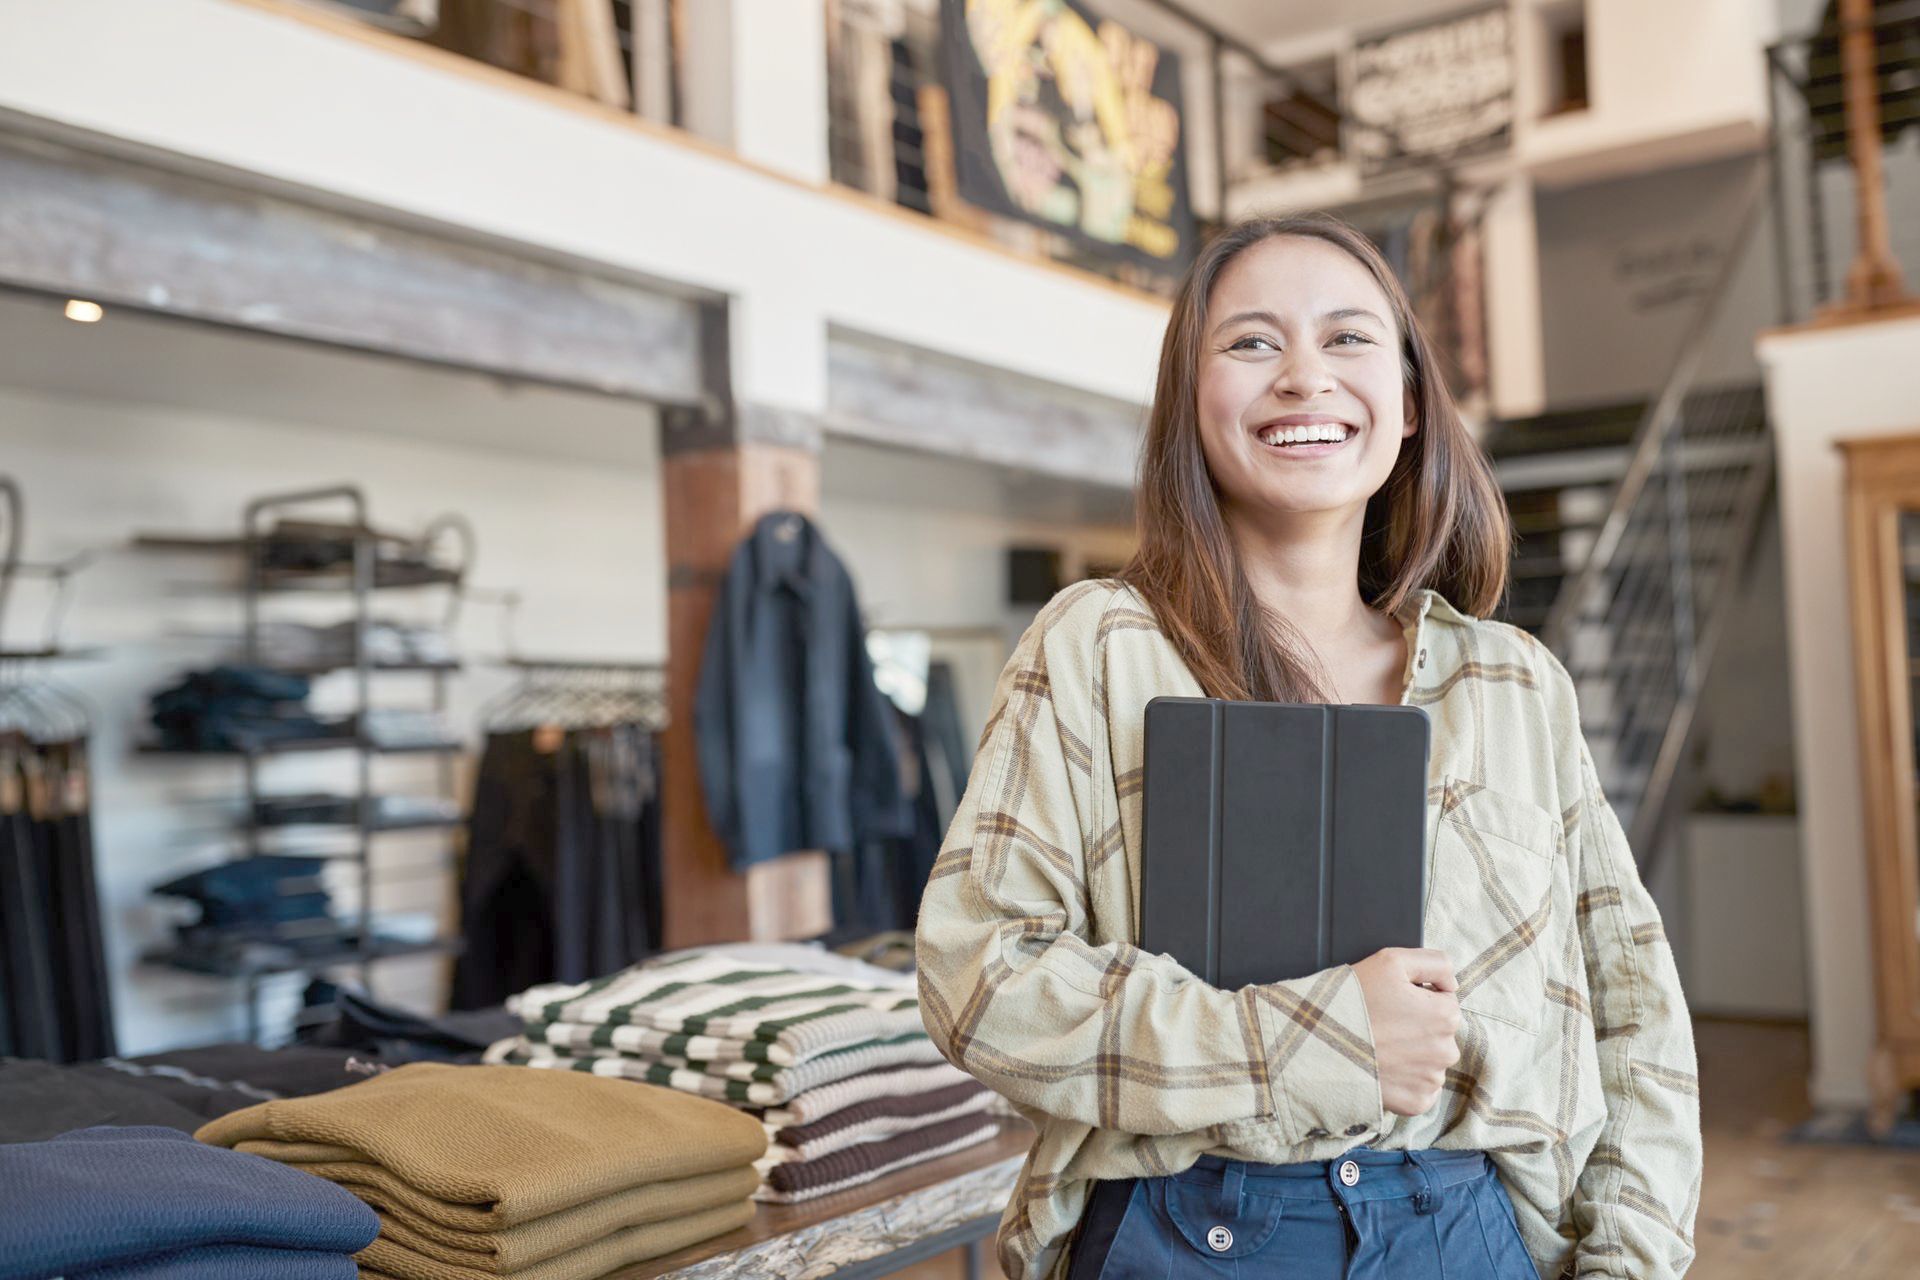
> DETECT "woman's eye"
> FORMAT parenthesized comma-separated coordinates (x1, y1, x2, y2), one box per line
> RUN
(1331, 331, 1373, 347)
(1229, 335, 1278, 352)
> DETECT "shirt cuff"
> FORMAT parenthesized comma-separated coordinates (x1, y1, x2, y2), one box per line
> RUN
(1253, 964, 1388, 1144)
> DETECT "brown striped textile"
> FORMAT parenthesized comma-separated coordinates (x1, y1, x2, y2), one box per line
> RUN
(776, 1078, 992, 1149)
(915, 582, 1701, 1280)
(756, 1114, 1002, 1203)
(770, 1080, 996, 1161)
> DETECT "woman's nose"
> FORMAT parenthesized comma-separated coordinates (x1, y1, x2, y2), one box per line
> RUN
(1270, 350, 1336, 398)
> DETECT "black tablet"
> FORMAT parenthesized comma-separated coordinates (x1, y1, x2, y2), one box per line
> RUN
(1139, 697, 1431, 989)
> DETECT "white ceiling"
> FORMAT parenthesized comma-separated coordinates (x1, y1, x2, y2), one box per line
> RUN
(0, 289, 1133, 524)
(0, 289, 661, 467)
(1191, 0, 1485, 52)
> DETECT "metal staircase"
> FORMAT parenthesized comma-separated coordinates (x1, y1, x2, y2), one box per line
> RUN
(1492, 163, 1779, 877)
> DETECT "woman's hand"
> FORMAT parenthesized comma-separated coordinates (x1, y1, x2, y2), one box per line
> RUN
(1351, 947, 1462, 1116)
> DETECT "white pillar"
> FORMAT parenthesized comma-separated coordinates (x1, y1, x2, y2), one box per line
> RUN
(1481, 171, 1547, 418)
(1758, 314, 1920, 1110)
(677, 0, 830, 185)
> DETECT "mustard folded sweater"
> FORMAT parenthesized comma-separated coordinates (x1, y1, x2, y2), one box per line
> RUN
(196, 1063, 766, 1228)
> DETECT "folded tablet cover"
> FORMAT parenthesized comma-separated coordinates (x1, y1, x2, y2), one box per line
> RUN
(1140, 697, 1431, 989)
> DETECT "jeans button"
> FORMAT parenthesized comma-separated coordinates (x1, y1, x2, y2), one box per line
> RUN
(1338, 1159, 1360, 1187)
(1207, 1225, 1233, 1252)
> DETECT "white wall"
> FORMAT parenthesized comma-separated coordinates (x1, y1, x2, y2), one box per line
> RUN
(0, 0, 1169, 417)
(1534, 154, 1775, 409)
(1759, 311, 1920, 1109)
(0, 381, 666, 1054)
(0, 292, 1138, 1053)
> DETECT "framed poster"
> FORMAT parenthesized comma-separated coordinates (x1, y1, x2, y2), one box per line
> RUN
(1347, 6, 1513, 175)
(939, 0, 1197, 271)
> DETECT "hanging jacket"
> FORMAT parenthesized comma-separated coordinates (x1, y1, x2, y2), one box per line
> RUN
(694, 512, 907, 869)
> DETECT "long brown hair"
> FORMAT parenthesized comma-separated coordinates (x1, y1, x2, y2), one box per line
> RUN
(1119, 212, 1510, 703)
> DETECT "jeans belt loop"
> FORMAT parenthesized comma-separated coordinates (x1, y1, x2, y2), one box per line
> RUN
(1218, 1160, 1246, 1217)
(1406, 1151, 1442, 1216)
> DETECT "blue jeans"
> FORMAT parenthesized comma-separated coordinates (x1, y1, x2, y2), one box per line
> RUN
(1065, 1148, 1537, 1279)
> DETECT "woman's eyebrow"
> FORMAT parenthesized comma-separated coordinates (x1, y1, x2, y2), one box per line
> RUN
(1211, 306, 1387, 336)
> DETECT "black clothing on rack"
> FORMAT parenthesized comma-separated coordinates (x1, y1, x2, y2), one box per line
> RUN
(0, 735, 114, 1063)
(831, 659, 972, 937)
(450, 724, 663, 1010)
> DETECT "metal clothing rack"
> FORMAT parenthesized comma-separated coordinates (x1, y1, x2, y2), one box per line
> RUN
(478, 657, 668, 733)
(136, 484, 473, 1041)
(0, 474, 101, 677)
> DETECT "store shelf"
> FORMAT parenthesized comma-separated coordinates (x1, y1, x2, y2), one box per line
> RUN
(142, 934, 462, 981)
(265, 658, 463, 678)
(136, 489, 472, 1044)
(139, 735, 464, 758)
(131, 533, 462, 590)
(0, 646, 104, 662)
(249, 807, 465, 834)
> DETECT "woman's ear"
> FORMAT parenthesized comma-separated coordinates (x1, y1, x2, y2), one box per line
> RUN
(1402, 389, 1418, 439)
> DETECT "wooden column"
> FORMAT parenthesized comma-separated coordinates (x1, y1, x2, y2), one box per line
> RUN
(1835, 0, 1910, 313)
(659, 307, 833, 947)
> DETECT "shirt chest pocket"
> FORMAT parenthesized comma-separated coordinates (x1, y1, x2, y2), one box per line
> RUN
(1424, 775, 1561, 1035)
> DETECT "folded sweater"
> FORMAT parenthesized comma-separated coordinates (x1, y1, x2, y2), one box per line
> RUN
(485, 1034, 944, 1106)
(354, 1199, 754, 1280)
(771, 1081, 995, 1161)
(510, 953, 919, 1061)
(73, 1244, 358, 1280)
(515, 1011, 922, 1069)
(755, 1116, 1001, 1205)
(250, 1158, 756, 1269)
(0, 1126, 378, 1280)
(196, 1063, 765, 1228)
(757, 1061, 975, 1128)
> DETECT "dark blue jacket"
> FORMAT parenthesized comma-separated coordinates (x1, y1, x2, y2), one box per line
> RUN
(694, 512, 907, 869)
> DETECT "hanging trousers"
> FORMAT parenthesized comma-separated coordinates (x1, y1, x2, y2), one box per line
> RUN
(1065, 1148, 1538, 1280)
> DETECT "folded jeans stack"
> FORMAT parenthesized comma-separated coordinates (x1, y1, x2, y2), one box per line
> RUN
(0, 1125, 379, 1280)
(196, 1062, 766, 1280)
(148, 666, 334, 752)
(485, 950, 1000, 1205)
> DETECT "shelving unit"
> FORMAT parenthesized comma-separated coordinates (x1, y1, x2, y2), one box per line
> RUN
(136, 484, 474, 1040)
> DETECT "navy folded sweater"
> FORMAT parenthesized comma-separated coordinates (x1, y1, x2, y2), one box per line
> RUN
(0, 1127, 378, 1280)
(75, 1244, 359, 1280)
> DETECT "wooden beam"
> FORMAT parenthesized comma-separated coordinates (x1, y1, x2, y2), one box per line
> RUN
(1833, 0, 1910, 314)
(825, 330, 1144, 490)
(658, 303, 832, 947)
(0, 131, 704, 401)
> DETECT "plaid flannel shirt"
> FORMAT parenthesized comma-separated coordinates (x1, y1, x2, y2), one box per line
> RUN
(915, 581, 1701, 1280)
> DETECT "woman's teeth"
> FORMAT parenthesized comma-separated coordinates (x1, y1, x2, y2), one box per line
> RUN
(1258, 424, 1352, 447)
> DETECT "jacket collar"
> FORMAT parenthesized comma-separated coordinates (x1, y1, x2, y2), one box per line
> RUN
(751, 511, 819, 597)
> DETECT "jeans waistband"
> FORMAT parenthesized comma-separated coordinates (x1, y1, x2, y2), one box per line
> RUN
(1179, 1149, 1493, 1204)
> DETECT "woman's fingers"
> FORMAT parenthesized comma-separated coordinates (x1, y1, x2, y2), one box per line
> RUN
(1395, 947, 1460, 992)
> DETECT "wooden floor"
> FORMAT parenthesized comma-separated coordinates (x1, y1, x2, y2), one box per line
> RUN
(1692, 1018, 1920, 1279)
(905, 1018, 1920, 1279)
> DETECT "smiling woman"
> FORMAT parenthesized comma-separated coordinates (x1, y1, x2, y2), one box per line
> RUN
(915, 211, 1702, 1280)
(1126, 213, 1509, 707)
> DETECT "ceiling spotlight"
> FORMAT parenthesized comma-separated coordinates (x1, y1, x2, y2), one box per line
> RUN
(64, 299, 104, 323)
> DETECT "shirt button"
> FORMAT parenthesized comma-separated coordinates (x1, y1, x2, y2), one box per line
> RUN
(1417, 649, 1428, 669)
(1207, 1225, 1233, 1252)
(1306, 1127, 1330, 1138)
(1338, 1159, 1360, 1187)
(1344, 1123, 1370, 1136)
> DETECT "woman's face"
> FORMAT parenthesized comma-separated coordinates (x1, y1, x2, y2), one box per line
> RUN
(1196, 235, 1415, 530)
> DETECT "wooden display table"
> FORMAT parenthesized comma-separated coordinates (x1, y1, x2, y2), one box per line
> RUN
(612, 1121, 1031, 1280)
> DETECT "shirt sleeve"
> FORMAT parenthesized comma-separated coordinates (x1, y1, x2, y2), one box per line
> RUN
(1566, 732, 1703, 1278)
(914, 592, 1385, 1142)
